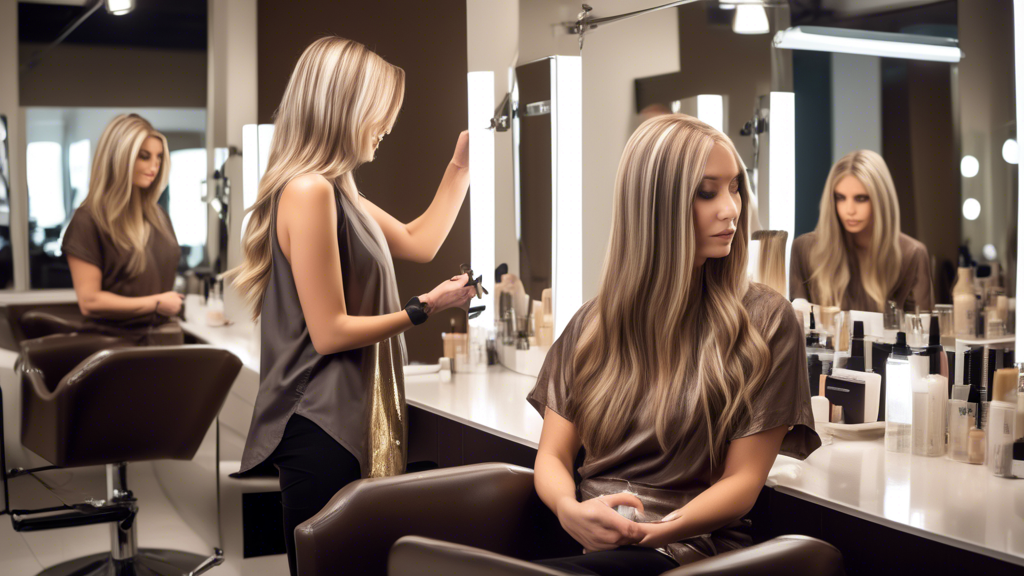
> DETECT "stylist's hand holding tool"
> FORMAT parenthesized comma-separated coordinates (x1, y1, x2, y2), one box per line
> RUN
(418, 273, 477, 317)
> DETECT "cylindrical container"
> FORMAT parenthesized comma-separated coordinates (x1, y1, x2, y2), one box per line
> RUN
(935, 304, 954, 341)
(968, 427, 986, 465)
(948, 400, 974, 462)
(913, 374, 947, 457)
(954, 292, 978, 338)
(988, 401, 1017, 476)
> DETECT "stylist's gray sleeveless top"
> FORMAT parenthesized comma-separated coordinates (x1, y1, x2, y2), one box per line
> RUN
(239, 183, 407, 479)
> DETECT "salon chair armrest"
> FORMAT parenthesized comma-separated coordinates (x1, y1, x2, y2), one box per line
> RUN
(663, 534, 845, 576)
(388, 536, 571, 576)
(294, 463, 579, 576)
(19, 333, 133, 387)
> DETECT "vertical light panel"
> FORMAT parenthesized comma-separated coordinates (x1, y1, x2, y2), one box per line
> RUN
(696, 94, 725, 133)
(468, 71, 495, 328)
(1015, 0, 1024, 345)
(768, 92, 796, 297)
(241, 123, 273, 242)
(551, 55, 583, 338)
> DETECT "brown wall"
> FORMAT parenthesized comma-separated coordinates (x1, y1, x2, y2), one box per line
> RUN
(19, 44, 206, 107)
(257, 1, 470, 363)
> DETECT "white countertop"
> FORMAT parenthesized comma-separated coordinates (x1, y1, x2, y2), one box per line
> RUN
(767, 438, 1024, 566)
(175, 317, 1024, 566)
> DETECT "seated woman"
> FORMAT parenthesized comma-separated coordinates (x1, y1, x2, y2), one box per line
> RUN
(790, 150, 933, 313)
(528, 114, 819, 576)
(61, 113, 184, 345)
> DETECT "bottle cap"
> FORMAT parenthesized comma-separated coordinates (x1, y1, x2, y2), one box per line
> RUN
(928, 315, 940, 347)
(892, 332, 912, 356)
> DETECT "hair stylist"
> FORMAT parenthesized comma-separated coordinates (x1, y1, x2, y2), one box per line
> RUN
(227, 37, 476, 576)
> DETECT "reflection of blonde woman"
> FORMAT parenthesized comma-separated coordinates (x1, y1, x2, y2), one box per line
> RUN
(790, 150, 932, 312)
(529, 115, 818, 573)
(62, 113, 183, 343)
(227, 37, 474, 576)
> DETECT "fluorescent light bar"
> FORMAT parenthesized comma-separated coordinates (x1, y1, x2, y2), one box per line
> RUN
(468, 71, 496, 328)
(767, 92, 795, 297)
(1015, 0, 1024, 346)
(551, 56, 583, 339)
(733, 5, 769, 35)
(774, 26, 963, 63)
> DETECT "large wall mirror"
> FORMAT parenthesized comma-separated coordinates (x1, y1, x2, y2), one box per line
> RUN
(16, 0, 212, 290)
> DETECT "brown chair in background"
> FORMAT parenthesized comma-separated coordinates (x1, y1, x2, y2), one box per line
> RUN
(294, 463, 845, 576)
(3, 333, 242, 576)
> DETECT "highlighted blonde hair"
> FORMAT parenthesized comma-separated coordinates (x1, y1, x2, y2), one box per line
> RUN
(568, 114, 770, 464)
(808, 150, 901, 310)
(227, 37, 405, 320)
(84, 113, 173, 277)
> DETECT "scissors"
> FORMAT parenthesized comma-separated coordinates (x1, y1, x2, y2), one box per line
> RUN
(460, 263, 488, 320)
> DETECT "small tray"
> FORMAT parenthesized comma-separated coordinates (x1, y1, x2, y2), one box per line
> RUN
(818, 421, 885, 440)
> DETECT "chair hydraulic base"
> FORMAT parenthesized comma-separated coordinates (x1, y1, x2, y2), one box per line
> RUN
(37, 548, 222, 576)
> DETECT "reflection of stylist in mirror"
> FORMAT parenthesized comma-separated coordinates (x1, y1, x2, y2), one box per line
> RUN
(790, 150, 933, 312)
(63, 113, 185, 344)
(226, 37, 476, 576)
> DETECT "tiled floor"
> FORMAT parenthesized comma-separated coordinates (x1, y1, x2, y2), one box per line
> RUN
(1, 462, 231, 576)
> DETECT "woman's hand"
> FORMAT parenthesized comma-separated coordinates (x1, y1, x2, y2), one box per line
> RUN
(635, 510, 685, 549)
(419, 273, 476, 316)
(555, 493, 646, 552)
(153, 291, 184, 317)
(451, 130, 469, 169)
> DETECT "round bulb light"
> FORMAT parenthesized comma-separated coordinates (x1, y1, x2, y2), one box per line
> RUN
(983, 244, 998, 261)
(960, 155, 980, 178)
(1002, 139, 1018, 165)
(963, 198, 981, 221)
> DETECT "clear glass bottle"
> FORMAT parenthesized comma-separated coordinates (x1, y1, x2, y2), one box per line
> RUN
(885, 332, 914, 453)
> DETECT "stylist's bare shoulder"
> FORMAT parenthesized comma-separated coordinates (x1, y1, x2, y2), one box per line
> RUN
(279, 174, 336, 221)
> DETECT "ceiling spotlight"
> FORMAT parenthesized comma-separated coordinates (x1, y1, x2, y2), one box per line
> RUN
(1003, 138, 1018, 165)
(105, 0, 135, 16)
(733, 5, 770, 35)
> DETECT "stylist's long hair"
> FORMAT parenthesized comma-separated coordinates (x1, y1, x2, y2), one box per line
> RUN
(84, 113, 173, 277)
(228, 36, 405, 320)
(808, 150, 902, 310)
(568, 115, 771, 465)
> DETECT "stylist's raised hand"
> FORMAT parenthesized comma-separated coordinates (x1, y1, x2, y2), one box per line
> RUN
(419, 273, 476, 316)
(451, 130, 469, 169)
(556, 493, 645, 552)
(154, 291, 184, 317)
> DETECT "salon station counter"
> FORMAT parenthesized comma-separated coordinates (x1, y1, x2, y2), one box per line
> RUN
(1, 293, 1021, 575)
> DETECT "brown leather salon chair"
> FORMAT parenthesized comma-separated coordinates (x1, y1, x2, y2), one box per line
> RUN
(3, 332, 242, 576)
(294, 463, 845, 576)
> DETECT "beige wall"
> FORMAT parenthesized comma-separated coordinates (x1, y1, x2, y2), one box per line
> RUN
(19, 44, 206, 108)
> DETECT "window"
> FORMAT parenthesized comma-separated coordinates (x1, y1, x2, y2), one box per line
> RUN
(26, 142, 66, 228)
(68, 139, 90, 211)
(168, 148, 208, 267)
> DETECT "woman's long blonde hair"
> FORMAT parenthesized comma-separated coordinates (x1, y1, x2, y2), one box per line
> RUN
(808, 150, 902, 311)
(84, 113, 173, 277)
(568, 115, 771, 464)
(227, 37, 405, 320)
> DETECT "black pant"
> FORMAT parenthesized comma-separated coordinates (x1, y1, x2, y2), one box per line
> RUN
(535, 547, 680, 576)
(272, 414, 361, 576)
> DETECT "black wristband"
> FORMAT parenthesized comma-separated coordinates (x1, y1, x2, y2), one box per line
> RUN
(405, 296, 429, 326)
